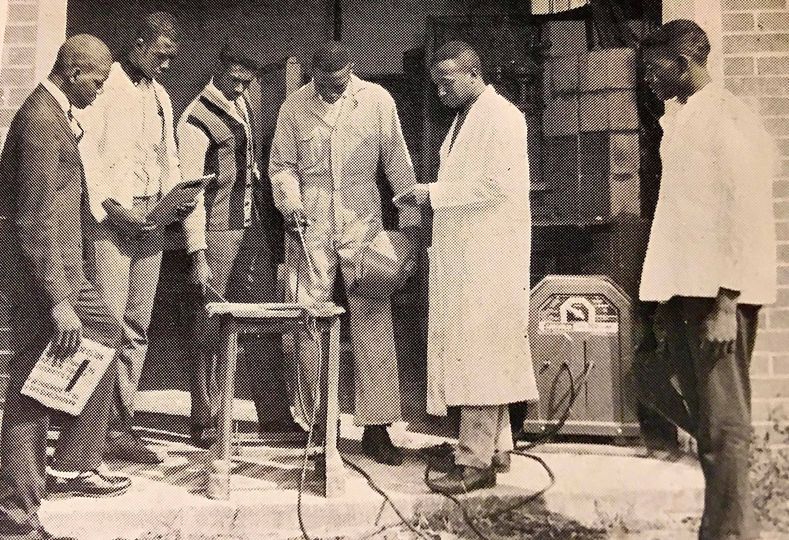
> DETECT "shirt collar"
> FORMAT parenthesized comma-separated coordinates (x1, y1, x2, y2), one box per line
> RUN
(204, 79, 248, 120)
(310, 73, 358, 103)
(40, 78, 71, 117)
(120, 57, 150, 85)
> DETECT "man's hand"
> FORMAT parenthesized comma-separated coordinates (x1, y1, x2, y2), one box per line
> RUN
(393, 184, 430, 207)
(103, 199, 156, 238)
(174, 199, 198, 221)
(287, 209, 311, 234)
(189, 249, 213, 290)
(50, 299, 82, 360)
(701, 288, 739, 356)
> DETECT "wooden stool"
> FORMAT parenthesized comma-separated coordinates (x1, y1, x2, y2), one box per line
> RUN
(203, 302, 346, 499)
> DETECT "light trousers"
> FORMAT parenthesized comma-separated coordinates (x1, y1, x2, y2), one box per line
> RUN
(456, 405, 514, 469)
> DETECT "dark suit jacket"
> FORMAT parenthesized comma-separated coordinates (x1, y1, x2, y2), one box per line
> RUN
(0, 84, 85, 315)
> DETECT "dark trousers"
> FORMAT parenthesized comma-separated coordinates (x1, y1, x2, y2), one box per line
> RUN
(635, 297, 759, 540)
(0, 282, 121, 537)
(189, 226, 291, 429)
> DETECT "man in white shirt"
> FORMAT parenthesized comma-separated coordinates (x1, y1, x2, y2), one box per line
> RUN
(636, 20, 777, 540)
(77, 12, 193, 464)
(178, 43, 295, 447)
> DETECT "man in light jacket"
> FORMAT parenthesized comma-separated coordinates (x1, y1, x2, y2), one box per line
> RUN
(396, 41, 538, 493)
(77, 11, 192, 464)
(269, 41, 420, 465)
(635, 20, 776, 540)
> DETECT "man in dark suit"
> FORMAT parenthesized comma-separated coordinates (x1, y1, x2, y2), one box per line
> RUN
(0, 35, 131, 540)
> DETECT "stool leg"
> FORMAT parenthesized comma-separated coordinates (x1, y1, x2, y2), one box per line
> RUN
(207, 316, 238, 500)
(322, 316, 345, 497)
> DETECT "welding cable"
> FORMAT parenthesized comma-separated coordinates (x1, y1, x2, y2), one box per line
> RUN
(423, 359, 593, 540)
(341, 456, 433, 540)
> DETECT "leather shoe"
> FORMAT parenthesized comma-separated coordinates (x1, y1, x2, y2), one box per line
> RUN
(361, 425, 404, 466)
(105, 430, 165, 464)
(46, 470, 131, 499)
(190, 425, 217, 449)
(425, 443, 511, 473)
(426, 464, 496, 495)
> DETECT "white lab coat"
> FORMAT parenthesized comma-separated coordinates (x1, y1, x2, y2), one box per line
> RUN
(426, 85, 539, 415)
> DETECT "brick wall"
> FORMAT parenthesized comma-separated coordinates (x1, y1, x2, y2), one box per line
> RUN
(721, 0, 789, 428)
(0, 0, 43, 401)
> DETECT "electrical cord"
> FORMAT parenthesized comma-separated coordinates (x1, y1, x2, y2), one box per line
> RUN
(423, 356, 594, 540)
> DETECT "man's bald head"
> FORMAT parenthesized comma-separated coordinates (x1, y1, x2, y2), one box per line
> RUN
(52, 34, 112, 79)
(311, 41, 354, 104)
(51, 34, 113, 109)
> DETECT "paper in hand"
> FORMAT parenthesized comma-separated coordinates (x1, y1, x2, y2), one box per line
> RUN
(22, 337, 115, 416)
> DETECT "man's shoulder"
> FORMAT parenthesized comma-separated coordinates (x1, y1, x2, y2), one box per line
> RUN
(352, 78, 394, 104)
(13, 87, 62, 137)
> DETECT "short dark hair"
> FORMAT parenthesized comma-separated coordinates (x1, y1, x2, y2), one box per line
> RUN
(312, 41, 351, 73)
(641, 19, 710, 65)
(431, 41, 482, 73)
(135, 11, 179, 45)
(219, 41, 260, 72)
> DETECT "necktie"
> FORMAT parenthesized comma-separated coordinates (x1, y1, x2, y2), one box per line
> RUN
(67, 109, 84, 142)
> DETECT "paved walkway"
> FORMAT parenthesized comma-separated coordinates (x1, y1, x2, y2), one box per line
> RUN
(24, 391, 714, 540)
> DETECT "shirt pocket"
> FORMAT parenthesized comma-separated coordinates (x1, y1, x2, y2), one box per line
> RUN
(296, 129, 329, 174)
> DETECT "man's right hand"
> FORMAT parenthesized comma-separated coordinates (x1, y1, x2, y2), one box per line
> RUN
(50, 299, 82, 359)
(103, 199, 156, 238)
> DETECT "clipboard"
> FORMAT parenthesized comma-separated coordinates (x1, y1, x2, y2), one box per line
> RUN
(146, 174, 215, 227)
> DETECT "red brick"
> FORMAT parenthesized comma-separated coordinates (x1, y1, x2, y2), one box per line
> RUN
(723, 0, 786, 9)
(726, 76, 789, 96)
(777, 222, 789, 241)
(758, 57, 789, 76)
(776, 286, 789, 305)
(725, 13, 756, 32)
(774, 355, 789, 374)
(751, 376, 789, 399)
(724, 34, 789, 54)
(754, 329, 789, 351)
(752, 352, 772, 374)
(775, 179, 789, 197)
(775, 200, 789, 218)
(3, 87, 31, 108)
(2, 46, 35, 67)
(757, 12, 789, 32)
(778, 138, 789, 156)
(3, 24, 37, 45)
(765, 118, 789, 137)
(751, 398, 777, 421)
(781, 160, 789, 176)
(760, 97, 789, 116)
(768, 308, 789, 328)
(779, 242, 789, 263)
(7, 4, 37, 22)
(725, 56, 755, 76)
(0, 68, 34, 87)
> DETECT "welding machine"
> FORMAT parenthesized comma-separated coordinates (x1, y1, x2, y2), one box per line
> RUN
(524, 274, 640, 438)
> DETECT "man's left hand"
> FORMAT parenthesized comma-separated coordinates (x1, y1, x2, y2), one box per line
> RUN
(701, 288, 739, 356)
(175, 199, 198, 221)
(394, 184, 430, 207)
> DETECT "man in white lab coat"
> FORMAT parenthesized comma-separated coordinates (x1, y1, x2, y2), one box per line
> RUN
(396, 41, 538, 493)
(635, 21, 776, 540)
(268, 41, 420, 465)
(77, 12, 192, 464)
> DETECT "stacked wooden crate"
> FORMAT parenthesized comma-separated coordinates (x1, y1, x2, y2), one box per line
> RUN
(538, 20, 641, 225)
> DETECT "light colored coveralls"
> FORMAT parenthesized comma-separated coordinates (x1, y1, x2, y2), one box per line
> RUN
(269, 74, 419, 425)
(426, 85, 539, 468)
